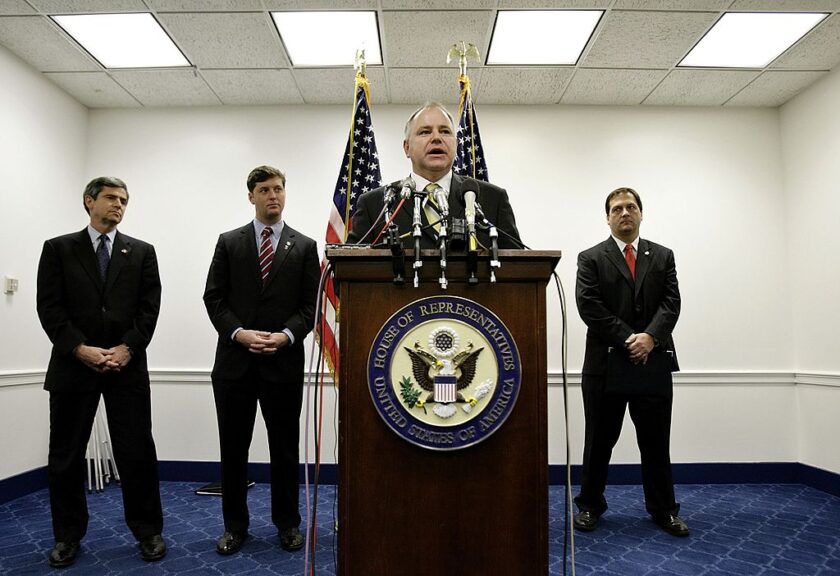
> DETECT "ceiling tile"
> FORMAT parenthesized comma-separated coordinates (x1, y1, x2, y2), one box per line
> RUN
(266, 0, 376, 8)
(0, 16, 100, 72)
(146, 0, 265, 11)
(561, 68, 667, 104)
(582, 10, 717, 68)
(388, 67, 468, 105)
(382, 10, 493, 67)
(476, 67, 573, 104)
(294, 67, 387, 104)
(643, 69, 759, 106)
(110, 69, 222, 106)
(202, 69, 303, 105)
(772, 13, 840, 71)
(497, 0, 610, 7)
(0, 1, 36, 14)
(382, 0, 496, 7)
(614, 0, 730, 9)
(44, 71, 140, 107)
(29, 0, 148, 12)
(158, 12, 289, 68)
(728, 0, 840, 11)
(726, 70, 827, 106)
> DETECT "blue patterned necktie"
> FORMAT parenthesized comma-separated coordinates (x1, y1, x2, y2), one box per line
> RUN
(96, 234, 110, 281)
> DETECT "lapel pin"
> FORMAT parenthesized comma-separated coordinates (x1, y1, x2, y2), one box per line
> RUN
(121, 248, 128, 254)
(285, 241, 291, 249)
(644, 251, 650, 256)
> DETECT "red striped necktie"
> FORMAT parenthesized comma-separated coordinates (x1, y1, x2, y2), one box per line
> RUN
(259, 227, 275, 285)
(624, 244, 636, 280)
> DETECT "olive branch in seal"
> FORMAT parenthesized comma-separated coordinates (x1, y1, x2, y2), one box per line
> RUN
(399, 376, 427, 413)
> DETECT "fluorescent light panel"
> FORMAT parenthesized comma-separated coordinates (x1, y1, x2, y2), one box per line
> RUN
(272, 11, 381, 67)
(680, 12, 827, 68)
(52, 13, 189, 69)
(488, 10, 602, 65)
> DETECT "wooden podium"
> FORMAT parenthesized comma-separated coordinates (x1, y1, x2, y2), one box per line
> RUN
(327, 248, 560, 576)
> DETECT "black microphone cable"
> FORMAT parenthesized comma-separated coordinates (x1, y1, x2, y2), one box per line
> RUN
(551, 270, 576, 576)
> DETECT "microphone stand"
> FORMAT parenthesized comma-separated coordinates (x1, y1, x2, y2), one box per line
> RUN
(438, 216, 448, 290)
(388, 223, 405, 284)
(412, 191, 424, 288)
(476, 203, 500, 283)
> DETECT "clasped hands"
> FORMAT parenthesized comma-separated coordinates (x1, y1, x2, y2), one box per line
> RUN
(74, 343, 132, 373)
(235, 329, 289, 355)
(625, 332, 654, 365)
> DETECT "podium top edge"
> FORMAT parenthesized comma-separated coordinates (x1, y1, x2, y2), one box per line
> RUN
(325, 245, 562, 261)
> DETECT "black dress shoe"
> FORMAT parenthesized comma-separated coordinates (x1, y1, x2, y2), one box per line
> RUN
(216, 531, 248, 555)
(573, 510, 600, 532)
(139, 534, 167, 561)
(48, 541, 80, 568)
(654, 514, 690, 537)
(279, 526, 304, 551)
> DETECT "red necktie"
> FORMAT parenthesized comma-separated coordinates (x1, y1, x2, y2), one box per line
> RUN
(624, 244, 636, 280)
(259, 227, 274, 285)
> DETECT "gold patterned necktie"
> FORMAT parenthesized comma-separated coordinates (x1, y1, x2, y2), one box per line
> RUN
(424, 183, 442, 233)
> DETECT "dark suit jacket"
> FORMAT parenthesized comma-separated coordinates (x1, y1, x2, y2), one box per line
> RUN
(36, 229, 161, 392)
(203, 222, 320, 383)
(346, 173, 522, 249)
(576, 237, 680, 377)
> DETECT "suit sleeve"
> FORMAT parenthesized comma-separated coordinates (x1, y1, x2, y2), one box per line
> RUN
(203, 234, 244, 340)
(575, 249, 635, 347)
(120, 244, 161, 352)
(346, 193, 379, 244)
(643, 248, 680, 343)
(282, 239, 320, 342)
(492, 188, 523, 249)
(36, 240, 87, 355)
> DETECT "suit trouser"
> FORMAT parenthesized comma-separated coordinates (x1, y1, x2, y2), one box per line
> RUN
(48, 378, 163, 543)
(575, 374, 678, 519)
(213, 363, 304, 534)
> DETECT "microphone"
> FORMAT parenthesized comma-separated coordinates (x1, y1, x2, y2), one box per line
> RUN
(400, 176, 416, 200)
(433, 186, 449, 218)
(461, 178, 480, 252)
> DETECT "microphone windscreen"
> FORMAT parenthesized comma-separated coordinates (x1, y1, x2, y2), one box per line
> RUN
(460, 178, 480, 203)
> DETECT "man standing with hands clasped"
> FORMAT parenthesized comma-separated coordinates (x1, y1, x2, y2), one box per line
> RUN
(204, 165, 319, 555)
(36, 176, 166, 567)
(574, 187, 689, 537)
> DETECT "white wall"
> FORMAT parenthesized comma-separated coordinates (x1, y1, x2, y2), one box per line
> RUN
(779, 66, 840, 474)
(2, 45, 837, 482)
(0, 46, 88, 479)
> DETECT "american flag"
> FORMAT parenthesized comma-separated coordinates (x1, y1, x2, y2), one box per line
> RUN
(319, 72, 382, 382)
(453, 74, 490, 182)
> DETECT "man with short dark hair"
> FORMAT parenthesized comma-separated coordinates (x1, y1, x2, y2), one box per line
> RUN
(37, 176, 166, 567)
(347, 102, 521, 248)
(574, 187, 689, 537)
(204, 165, 320, 555)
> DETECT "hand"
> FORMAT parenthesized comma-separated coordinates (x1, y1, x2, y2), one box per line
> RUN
(73, 344, 112, 373)
(103, 344, 132, 371)
(259, 332, 290, 355)
(235, 329, 276, 355)
(625, 333, 654, 365)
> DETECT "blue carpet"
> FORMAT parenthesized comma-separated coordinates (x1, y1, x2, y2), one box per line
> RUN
(1, 482, 838, 575)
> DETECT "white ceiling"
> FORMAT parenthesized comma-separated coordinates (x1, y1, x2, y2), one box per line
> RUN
(1, 0, 839, 109)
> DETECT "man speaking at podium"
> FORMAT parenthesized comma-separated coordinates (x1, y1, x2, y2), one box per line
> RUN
(347, 102, 522, 249)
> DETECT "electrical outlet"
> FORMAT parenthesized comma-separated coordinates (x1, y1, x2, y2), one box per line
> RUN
(4, 277, 18, 295)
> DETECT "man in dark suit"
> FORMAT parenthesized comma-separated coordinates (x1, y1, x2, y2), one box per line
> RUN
(36, 176, 166, 567)
(203, 165, 320, 555)
(574, 187, 689, 537)
(347, 102, 521, 249)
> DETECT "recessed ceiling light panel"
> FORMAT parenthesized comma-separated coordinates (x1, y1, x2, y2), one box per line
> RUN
(487, 10, 603, 65)
(680, 12, 827, 68)
(52, 13, 190, 69)
(272, 11, 382, 67)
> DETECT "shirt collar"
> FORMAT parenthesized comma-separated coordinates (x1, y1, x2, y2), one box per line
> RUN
(611, 234, 639, 253)
(253, 219, 284, 238)
(411, 171, 453, 195)
(87, 225, 116, 246)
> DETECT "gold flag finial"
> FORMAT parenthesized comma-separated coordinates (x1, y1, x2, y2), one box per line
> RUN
(447, 41, 480, 76)
(355, 48, 367, 77)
